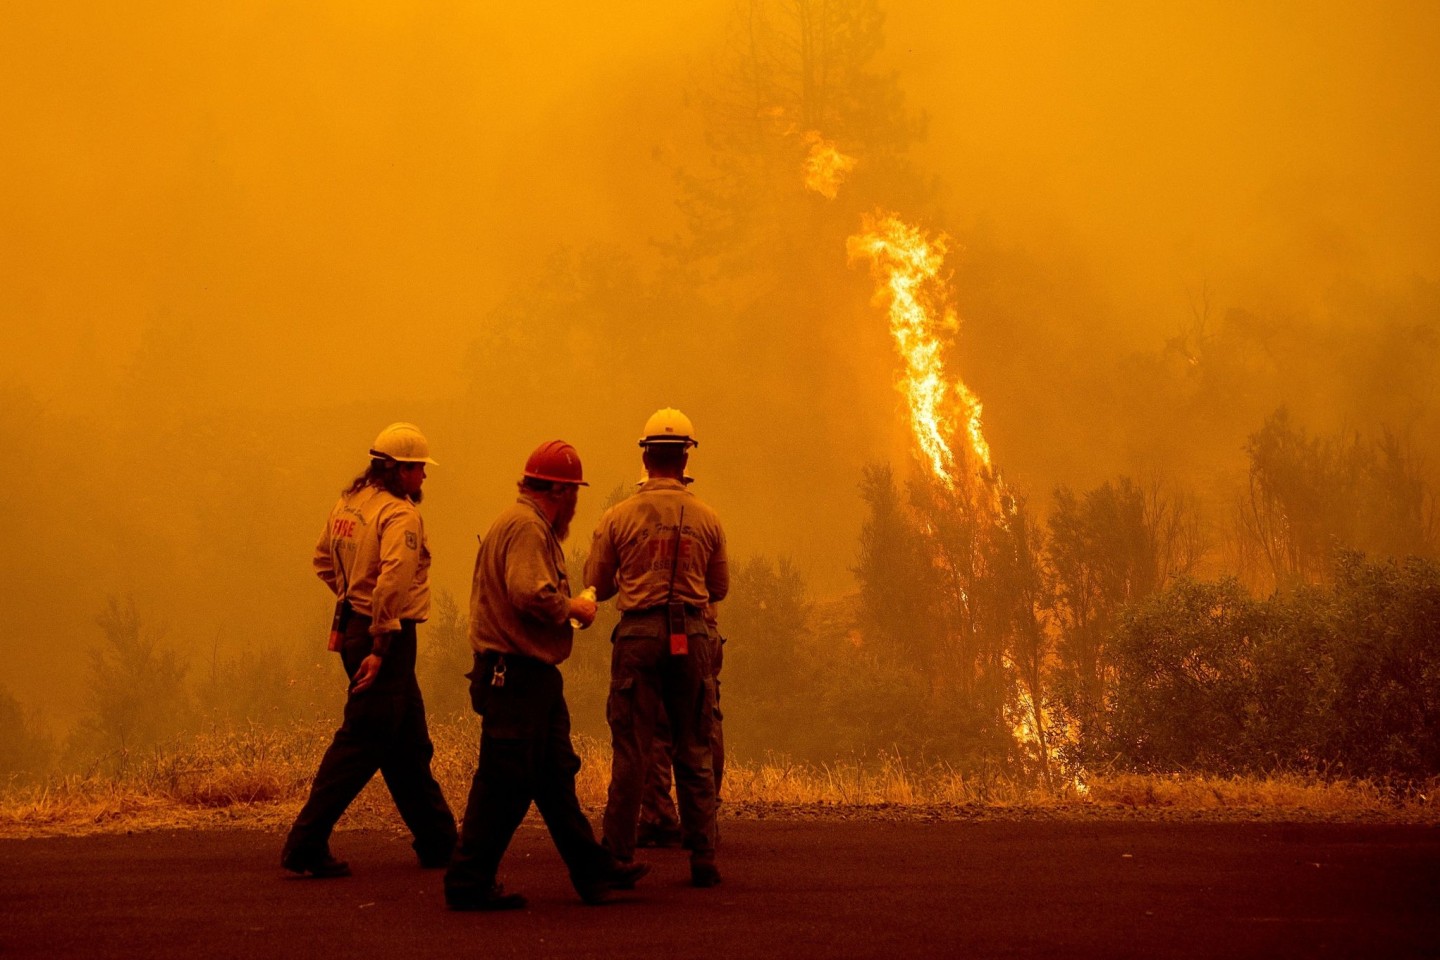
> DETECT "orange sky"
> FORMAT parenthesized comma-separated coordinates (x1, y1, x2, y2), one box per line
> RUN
(5, 1, 1436, 404)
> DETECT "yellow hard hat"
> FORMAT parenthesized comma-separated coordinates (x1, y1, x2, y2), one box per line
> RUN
(639, 407, 698, 448)
(370, 422, 439, 465)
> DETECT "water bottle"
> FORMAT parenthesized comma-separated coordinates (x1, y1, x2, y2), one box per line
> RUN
(569, 585, 597, 629)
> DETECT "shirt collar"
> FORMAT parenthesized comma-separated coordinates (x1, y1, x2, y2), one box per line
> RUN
(639, 478, 688, 493)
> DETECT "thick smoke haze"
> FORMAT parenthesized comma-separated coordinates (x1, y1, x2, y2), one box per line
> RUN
(2, 0, 1437, 731)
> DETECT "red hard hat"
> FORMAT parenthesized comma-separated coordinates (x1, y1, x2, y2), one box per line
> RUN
(523, 440, 588, 486)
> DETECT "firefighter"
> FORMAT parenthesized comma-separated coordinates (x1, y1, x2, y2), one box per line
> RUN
(586, 408, 728, 887)
(281, 422, 457, 878)
(444, 441, 649, 910)
(627, 472, 724, 848)
(638, 614, 726, 847)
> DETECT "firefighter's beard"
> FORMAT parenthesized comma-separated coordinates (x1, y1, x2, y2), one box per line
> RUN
(553, 501, 576, 542)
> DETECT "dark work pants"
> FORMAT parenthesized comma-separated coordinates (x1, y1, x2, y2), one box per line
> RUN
(640, 632, 724, 834)
(603, 611, 717, 864)
(445, 652, 613, 900)
(283, 619, 457, 865)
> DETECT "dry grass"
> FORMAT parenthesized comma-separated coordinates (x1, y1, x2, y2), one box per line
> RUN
(2, 717, 1435, 837)
(1084, 771, 1403, 814)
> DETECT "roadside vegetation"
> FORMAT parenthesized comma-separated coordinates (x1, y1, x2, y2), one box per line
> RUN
(4, 412, 1440, 835)
(3, 717, 1434, 838)
(5, 0, 1440, 841)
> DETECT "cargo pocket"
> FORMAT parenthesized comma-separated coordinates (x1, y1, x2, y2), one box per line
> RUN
(614, 612, 665, 641)
(688, 631, 715, 676)
(696, 677, 718, 740)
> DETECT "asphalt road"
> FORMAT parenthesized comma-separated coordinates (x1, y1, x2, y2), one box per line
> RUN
(2, 820, 1437, 959)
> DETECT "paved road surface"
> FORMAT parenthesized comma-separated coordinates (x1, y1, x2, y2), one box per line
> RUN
(2, 820, 1437, 959)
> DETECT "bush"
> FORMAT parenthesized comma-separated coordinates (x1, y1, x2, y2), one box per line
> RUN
(1101, 578, 1265, 773)
(1093, 555, 1440, 779)
(1321, 554, 1440, 778)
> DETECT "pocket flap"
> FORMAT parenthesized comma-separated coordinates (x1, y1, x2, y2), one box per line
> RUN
(615, 615, 664, 640)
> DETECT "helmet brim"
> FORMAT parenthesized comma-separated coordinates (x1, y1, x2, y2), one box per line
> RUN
(638, 437, 697, 447)
(523, 473, 589, 486)
(372, 450, 439, 466)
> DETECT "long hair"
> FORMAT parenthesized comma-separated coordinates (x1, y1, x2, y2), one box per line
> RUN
(344, 458, 407, 499)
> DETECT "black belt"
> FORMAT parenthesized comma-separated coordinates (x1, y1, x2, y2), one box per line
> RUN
(476, 649, 550, 667)
(346, 613, 419, 629)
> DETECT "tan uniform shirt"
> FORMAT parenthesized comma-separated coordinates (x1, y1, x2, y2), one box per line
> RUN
(314, 485, 431, 654)
(468, 496, 575, 665)
(585, 478, 729, 612)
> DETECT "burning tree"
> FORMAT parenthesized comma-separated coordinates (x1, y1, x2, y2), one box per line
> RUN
(848, 211, 1060, 783)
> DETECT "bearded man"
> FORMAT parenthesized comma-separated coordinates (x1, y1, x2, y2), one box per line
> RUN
(444, 441, 648, 910)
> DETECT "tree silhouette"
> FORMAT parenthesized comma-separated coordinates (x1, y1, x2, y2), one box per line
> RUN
(0, 685, 53, 781)
(70, 598, 192, 769)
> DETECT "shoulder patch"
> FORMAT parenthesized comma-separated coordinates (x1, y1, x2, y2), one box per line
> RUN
(405, 530, 418, 550)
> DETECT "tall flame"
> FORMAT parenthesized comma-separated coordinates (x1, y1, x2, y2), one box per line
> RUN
(802, 131, 857, 200)
(837, 166, 1061, 785)
(846, 212, 992, 492)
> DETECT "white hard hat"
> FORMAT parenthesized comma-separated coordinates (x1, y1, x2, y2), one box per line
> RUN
(639, 407, 698, 448)
(370, 422, 438, 465)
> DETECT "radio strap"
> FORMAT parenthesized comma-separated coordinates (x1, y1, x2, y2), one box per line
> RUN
(667, 507, 688, 656)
